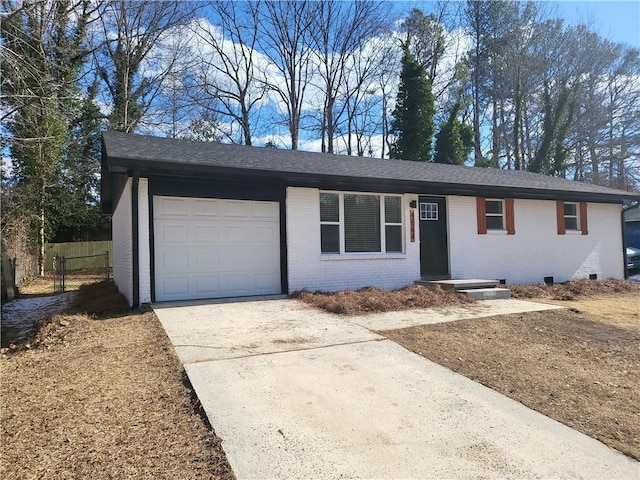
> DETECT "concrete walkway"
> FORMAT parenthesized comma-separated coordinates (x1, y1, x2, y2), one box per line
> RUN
(154, 298, 638, 479)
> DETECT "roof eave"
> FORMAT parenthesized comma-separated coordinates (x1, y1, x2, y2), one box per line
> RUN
(104, 155, 638, 205)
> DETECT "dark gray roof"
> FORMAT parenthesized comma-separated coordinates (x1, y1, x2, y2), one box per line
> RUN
(102, 131, 640, 204)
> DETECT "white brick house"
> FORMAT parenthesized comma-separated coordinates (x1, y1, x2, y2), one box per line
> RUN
(101, 132, 639, 307)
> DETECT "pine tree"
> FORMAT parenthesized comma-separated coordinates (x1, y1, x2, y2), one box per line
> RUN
(434, 102, 474, 165)
(389, 44, 435, 161)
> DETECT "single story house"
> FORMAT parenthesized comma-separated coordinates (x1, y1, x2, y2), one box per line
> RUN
(101, 131, 640, 307)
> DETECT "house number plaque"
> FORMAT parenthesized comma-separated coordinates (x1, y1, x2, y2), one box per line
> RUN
(410, 209, 415, 242)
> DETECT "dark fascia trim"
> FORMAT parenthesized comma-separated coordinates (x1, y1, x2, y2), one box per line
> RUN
(100, 138, 111, 213)
(104, 156, 635, 205)
(131, 170, 140, 309)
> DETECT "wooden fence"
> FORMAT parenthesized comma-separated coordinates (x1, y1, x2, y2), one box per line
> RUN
(45, 241, 113, 273)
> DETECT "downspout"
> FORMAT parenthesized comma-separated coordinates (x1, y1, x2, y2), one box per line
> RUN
(622, 201, 640, 280)
(131, 170, 140, 308)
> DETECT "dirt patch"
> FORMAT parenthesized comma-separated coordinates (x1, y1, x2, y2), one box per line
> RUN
(17, 272, 109, 297)
(1, 281, 234, 479)
(293, 284, 473, 315)
(383, 295, 640, 460)
(510, 278, 640, 300)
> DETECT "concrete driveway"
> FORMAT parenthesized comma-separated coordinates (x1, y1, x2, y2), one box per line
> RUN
(154, 298, 638, 479)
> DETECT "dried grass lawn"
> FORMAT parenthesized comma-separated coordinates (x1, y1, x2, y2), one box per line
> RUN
(383, 286, 640, 461)
(1, 281, 234, 480)
(18, 272, 108, 296)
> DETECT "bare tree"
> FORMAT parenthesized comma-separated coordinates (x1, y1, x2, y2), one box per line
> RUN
(309, 0, 387, 153)
(188, 1, 267, 146)
(93, 0, 196, 133)
(253, 0, 315, 150)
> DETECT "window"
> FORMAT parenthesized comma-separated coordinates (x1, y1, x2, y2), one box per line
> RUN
(320, 192, 340, 253)
(476, 197, 515, 234)
(319, 192, 403, 254)
(564, 203, 578, 231)
(557, 201, 588, 235)
(420, 202, 438, 220)
(485, 200, 504, 230)
(385, 196, 402, 252)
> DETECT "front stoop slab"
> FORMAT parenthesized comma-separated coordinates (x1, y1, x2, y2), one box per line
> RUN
(421, 279, 500, 290)
(461, 287, 511, 300)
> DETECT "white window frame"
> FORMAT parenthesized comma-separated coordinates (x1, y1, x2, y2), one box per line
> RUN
(420, 202, 438, 220)
(563, 202, 579, 231)
(485, 199, 505, 231)
(319, 191, 404, 255)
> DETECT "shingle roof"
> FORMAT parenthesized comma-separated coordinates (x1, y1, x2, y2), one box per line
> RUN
(102, 131, 640, 203)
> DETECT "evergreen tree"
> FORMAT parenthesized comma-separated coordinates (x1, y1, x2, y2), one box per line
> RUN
(389, 44, 435, 161)
(1, 0, 95, 273)
(434, 102, 474, 165)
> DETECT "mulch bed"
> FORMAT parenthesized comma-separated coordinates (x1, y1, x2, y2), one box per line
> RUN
(1, 281, 235, 479)
(510, 278, 640, 300)
(293, 284, 473, 315)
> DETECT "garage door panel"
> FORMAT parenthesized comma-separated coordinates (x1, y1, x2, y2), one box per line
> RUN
(193, 275, 220, 295)
(157, 197, 188, 216)
(154, 196, 281, 301)
(193, 251, 219, 271)
(252, 224, 279, 243)
(157, 250, 189, 272)
(193, 224, 219, 242)
(221, 224, 250, 243)
(219, 247, 249, 270)
(225, 274, 251, 293)
(222, 200, 251, 217)
(158, 277, 189, 299)
(252, 202, 279, 218)
(156, 222, 189, 243)
(252, 272, 281, 290)
(192, 198, 220, 217)
(251, 247, 279, 268)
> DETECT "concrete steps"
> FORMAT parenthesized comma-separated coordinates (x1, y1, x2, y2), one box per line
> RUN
(415, 278, 511, 300)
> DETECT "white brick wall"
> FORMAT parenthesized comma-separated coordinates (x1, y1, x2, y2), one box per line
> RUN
(112, 178, 133, 305)
(138, 178, 151, 304)
(111, 177, 152, 307)
(286, 187, 420, 292)
(447, 196, 624, 284)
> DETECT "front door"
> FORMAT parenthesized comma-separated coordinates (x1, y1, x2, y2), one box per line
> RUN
(419, 196, 449, 278)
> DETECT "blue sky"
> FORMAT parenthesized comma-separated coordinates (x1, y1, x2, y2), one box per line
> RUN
(541, 1, 639, 47)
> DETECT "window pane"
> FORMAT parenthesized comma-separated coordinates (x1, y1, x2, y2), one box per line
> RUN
(565, 218, 578, 231)
(385, 225, 402, 252)
(320, 192, 339, 222)
(486, 216, 504, 230)
(320, 224, 340, 253)
(344, 194, 381, 252)
(486, 200, 503, 214)
(564, 203, 577, 216)
(385, 196, 402, 223)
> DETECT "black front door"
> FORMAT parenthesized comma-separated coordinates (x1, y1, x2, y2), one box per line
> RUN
(419, 196, 449, 277)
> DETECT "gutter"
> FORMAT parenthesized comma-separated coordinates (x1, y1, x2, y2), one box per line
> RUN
(622, 201, 640, 280)
(131, 170, 140, 308)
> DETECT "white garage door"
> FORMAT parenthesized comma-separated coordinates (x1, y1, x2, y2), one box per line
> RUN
(154, 196, 281, 301)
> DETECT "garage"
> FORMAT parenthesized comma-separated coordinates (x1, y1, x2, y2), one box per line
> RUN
(153, 196, 281, 301)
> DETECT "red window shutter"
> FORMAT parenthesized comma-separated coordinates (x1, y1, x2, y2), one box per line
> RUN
(556, 201, 565, 235)
(580, 202, 588, 235)
(476, 197, 487, 234)
(505, 199, 515, 235)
